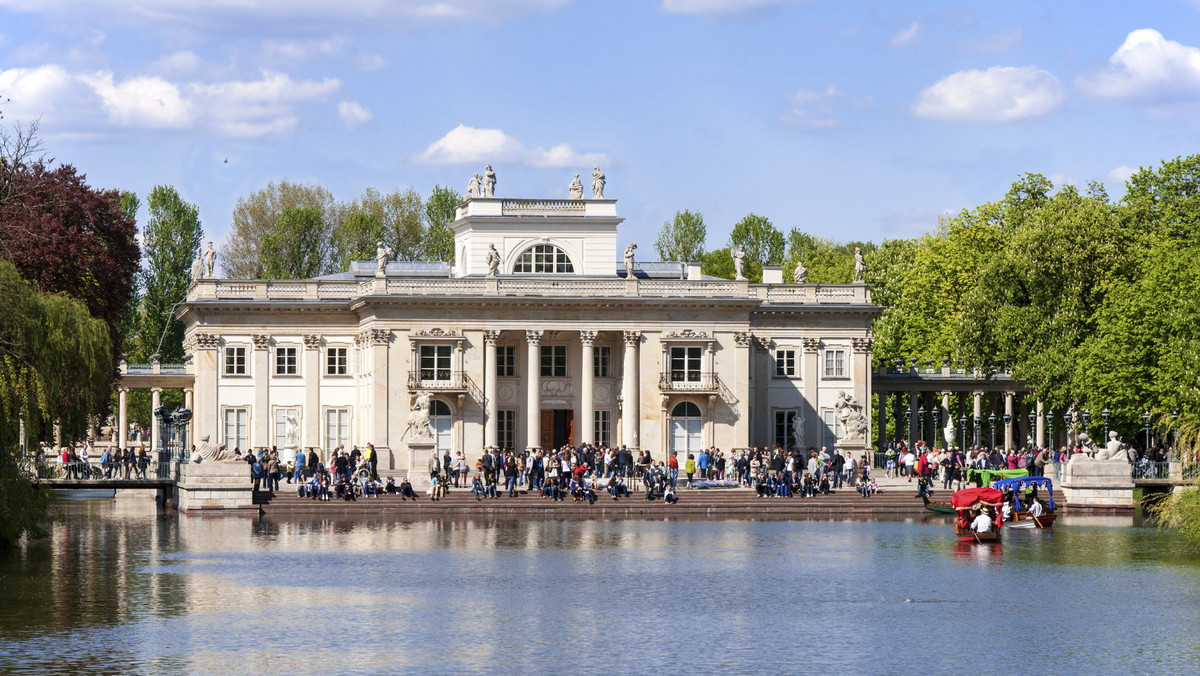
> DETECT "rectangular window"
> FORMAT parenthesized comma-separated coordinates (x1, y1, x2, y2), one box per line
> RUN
(275, 347, 298, 375)
(419, 344, 452, 381)
(594, 410, 612, 447)
(669, 346, 703, 382)
(497, 410, 516, 451)
(497, 345, 516, 377)
(775, 349, 797, 377)
(540, 345, 567, 377)
(325, 408, 350, 451)
(274, 407, 299, 448)
(326, 347, 348, 375)
(775, 410, 799, 449)
(824, 349, 846, 378)
(224, 347, 247, 375)
(593, 346, 611, 377)
(223, 408, 248, 452)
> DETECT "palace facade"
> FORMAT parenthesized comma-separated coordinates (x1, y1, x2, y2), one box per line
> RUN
(178, 195, 882, 476)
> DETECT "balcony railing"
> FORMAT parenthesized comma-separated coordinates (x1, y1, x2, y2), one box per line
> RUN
(407, 370, 467, 391)
(658, 372, 720, 392)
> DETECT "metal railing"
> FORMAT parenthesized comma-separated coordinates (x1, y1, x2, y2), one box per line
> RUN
(1133, 461, 1172, 480)
(36, 460, 175, 482)
(658, 372, 720, 392)
(407, 370, 467, 390)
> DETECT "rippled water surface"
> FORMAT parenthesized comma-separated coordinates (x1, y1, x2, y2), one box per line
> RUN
(1, 495, 1198, 675)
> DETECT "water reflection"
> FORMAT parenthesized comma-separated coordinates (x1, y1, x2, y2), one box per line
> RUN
(1, 498, 1198, 676)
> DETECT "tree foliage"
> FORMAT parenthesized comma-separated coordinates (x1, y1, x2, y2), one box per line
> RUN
(422, 184, 460, 262)
(0, 446, 49, 546)
(133, 185, 202, 362)
(729, 213, 785, 267)
(331, 209, 384, 273)
(223, 180, 337, 278)
(262, 206, 331, 279)
(654, 210, 707, 262)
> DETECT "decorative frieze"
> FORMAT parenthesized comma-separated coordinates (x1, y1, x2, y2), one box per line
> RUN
(661, 329, 709, 340)
(412, 328, 460, 337)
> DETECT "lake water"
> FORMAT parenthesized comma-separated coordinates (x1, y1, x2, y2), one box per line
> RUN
(1, 494, 1198, 675)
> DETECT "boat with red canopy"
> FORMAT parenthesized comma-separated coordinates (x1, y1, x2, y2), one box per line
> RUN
(950, 486, 1004, 543)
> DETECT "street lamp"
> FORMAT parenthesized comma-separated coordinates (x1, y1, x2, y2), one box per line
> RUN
(1046, 410, 1055, 449)
(1003, 413, 1012, 450)
(1028, 410, 1036, 448)
(988, 412, 997, 450)
(932, 407, 941, 448)
(918, 406, 926, 447)
(959, 413, 967, 450)
(1102, 408, 1111, 439)
(1172, 411, 1179, 448)
(1143, 410, 1152, 450)
(974, 414, 981, 448)
(1082, 409, 1091, 439)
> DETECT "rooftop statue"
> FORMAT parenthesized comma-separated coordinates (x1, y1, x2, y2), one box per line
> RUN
(568, 173, 583, 199)
(591, 166, 606, 199)
(624, 243, 637, 277)
(792, 261, 808, 284)
(733, 245, 746, 281)
(486, 244, 501, 277)
(466, 172, 481, 198)
(853, 247, 866, 282)
(190, 254, 204, 283)
(482, 164, 496, 198)
(375, 240, 393, 277)
(203, 242, 217, 278)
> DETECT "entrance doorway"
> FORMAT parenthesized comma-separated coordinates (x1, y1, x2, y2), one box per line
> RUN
(540, 409, 574, 450)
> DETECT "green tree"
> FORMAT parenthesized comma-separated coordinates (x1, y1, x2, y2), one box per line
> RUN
(729, 213, 785, 268)
(700, 247, 736, 280)
(134, 185, 202, 362)
(422, 184, 460, 262)
(261, 207, 331, 279)
(223, 180, 337, 278)
(654, 210, 707, 262)
(352, 187, 424, 262)
(0, 447, 49, 546)
(331, 209, 385, 272)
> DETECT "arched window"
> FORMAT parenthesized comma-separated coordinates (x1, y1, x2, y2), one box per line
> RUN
(670, 401, 704, 455)
(431, 399, 452, 452)
(512, 244, 575, 274)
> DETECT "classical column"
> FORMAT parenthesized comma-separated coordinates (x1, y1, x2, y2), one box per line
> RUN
(579, 331, 596, 446)
(526, 330, 543, 450)
(621, 331, 641, 449)
(1036, 399, 1045, 448)
(801, 337, 820, 449)
(303, 334, 321, 449)
(150, 387, 162, 451)
(1004, 391, 1015, 450)
(117, 387, 129, 451)
(734, 332, 753, 448)
(369, 329, 389, 451)
(972, 391, 982, 447)
(483, 331, 499, 449)
(252, 334, 271, 448)
(183, 387, 194, 450)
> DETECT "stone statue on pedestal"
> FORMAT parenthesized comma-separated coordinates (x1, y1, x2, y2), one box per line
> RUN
(791, 414, 803, 449)
(403, 392, 434, 441)
(853, 247, 866, 282)
(624, 243, 637, 278)
(203, 242, 217, 278)
(482, 164, 496, 198)
(792, 261, 808, 284)
(733, 245, 746, 281)
(376, 241, 393, 277)
(569, 173, 583, 199)
(943, 420, 956, 448)
(591, 166, 606, 199)
(190, 255, 204, 282)
(835, 391, 870, 441)
(192, 434, 232, 463)
(486, 244, 501, 277)
(284, 411, 300, 447)
(467, 173, 481, 198)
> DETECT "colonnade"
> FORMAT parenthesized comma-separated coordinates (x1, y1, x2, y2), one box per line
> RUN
(873, 387, 1056, 451)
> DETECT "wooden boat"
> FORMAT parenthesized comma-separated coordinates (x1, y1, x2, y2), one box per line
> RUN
(991, 476, 1057, 529)
(921, 494, 955, 514)
(950, 486, 1004, 543)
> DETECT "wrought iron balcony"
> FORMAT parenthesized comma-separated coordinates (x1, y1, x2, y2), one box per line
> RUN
(407, 370, 467, 391)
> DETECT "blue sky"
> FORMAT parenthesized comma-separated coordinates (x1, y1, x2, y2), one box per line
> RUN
(2, 0, 1199, 255)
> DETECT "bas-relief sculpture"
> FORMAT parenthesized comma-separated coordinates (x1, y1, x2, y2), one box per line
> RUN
(591, 166, 606, 199)
(835, 391, 870, 441)
(375, 240, 393, 277)
(568, 173, 584, 199)
(733, 245, 746, 281)
(624, 243, 637, 278)
(485, 244, 501, 277)
(792, 261, 808, 284)
(853, 247, 866, 283)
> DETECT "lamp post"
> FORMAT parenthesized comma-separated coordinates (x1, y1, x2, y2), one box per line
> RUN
(1028, 410, 1036, 448)
(905, 406, 914, 445)
(1082, 409, 1091, 439)
(1172, 411, 1179, 448)
(973, 414, 981, 449)
(1102, 408, 1111, 439)
(1143, 410, 1151, 451)
(959, 413, 967, 451)
(918, 406, 926, 447)
(988, 413, 997, 451)
(1003, 413, 1012, 450)
(1046, 410, 1055, 450)
(932, 407, 941, 448)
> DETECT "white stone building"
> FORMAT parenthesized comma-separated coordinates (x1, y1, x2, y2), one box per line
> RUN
(178, 195, 881, 476)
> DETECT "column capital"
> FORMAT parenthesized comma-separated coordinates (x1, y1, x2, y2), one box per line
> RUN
(526, 329, 543, 346)
(734, 331, 752, 347)
(579, 330, 597, 346)
(150, 386, 163, 394)
(252, 334, 271, 350)
(851, 336, 874, 353)
(622, 330, 641, 346)
(483, 330, 501, 345)
(303, 334, 322, 350)
(187, 333, 220, 350)
(802, 337, 820, 353)
(753, 335, 773, 351)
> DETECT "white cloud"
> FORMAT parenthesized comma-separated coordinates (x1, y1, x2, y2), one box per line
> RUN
(1078, 29, 1200, 100)
(780, 86, 871, 130)
(1106, 165, 1136, 184)
(413, 124, 609, 168)
(338, 101, 373, 129)
(262, 37, 345, 63)
(912, 66, 1063, 122)
(0, 64, 340, 137)
(890, 21, 920, 48)
(660, 0, 798, 16)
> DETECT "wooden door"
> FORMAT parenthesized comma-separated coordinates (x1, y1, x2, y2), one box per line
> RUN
(540, 410, 554, 451)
